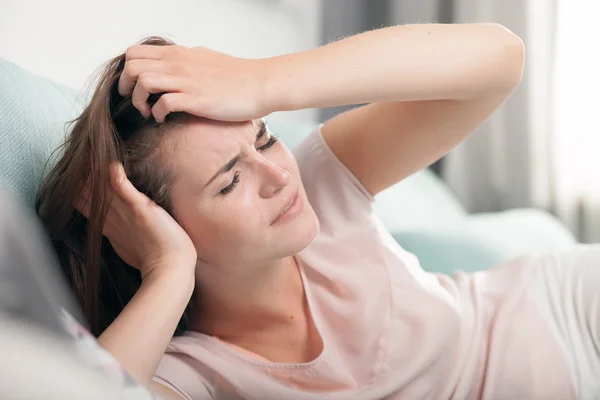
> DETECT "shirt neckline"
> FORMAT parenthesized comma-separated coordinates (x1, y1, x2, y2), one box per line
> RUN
(184, 254, 327, 369)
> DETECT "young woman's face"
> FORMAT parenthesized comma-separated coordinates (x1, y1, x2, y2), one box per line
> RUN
(166, 117, 319, 267)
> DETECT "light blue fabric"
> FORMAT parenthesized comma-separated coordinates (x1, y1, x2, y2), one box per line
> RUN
(393, 209, 578, 275)
(0, 58, 577, 276)
(0, 58, 83, 208)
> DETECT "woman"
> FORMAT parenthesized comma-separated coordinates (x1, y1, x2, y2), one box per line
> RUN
(36, 23, 596, 399)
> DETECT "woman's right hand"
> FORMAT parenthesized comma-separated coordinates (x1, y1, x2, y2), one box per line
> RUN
(75, 162, 197, 279)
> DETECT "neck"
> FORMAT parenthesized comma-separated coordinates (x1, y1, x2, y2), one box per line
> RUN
(190, 255, 305, 338)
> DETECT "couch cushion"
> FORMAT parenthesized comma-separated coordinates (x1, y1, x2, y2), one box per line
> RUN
(392, 229, 508, 275)
(393, 208, 577, 275)
(373, 168, 467, 232)
(466, 208, 577, 254)
(0, 58, 81, 208)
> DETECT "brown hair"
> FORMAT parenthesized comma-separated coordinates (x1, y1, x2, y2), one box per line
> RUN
(36, 36, 195, 337)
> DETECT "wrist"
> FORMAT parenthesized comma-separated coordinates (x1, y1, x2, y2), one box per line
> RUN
(257, 55, 298, 114)
(141, 258, 196, 286)
(142, 268, 195, 302)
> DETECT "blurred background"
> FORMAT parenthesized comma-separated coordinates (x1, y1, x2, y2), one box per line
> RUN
(0, 0, 598, 243)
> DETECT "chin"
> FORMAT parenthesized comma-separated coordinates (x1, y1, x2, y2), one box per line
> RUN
(271, 203, 319, 259)
(289, 204, 320, 255)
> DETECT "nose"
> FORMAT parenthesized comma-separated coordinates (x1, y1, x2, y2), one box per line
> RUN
(255, 157, 291, 198)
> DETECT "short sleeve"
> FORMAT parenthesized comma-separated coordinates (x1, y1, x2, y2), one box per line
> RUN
(153, 352, 212, 400)
(292, 124, 375, 236)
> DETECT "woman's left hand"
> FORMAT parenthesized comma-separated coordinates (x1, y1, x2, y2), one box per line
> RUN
(118, 44, 272, 123)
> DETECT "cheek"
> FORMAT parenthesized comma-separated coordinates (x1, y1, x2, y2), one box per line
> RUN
(190, 194, 263, 257)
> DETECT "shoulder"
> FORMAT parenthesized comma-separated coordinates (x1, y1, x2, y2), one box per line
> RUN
(153, 334, 263, 400)
(291, 124, 375, 234)
(293, 124, 373, 200)
(153, 339, 213, 400)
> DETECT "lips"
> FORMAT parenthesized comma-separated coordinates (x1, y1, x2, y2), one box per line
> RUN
(272, 189, 299, 225)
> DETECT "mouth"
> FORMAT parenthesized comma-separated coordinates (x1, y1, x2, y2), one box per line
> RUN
(271, 189, 302, 225)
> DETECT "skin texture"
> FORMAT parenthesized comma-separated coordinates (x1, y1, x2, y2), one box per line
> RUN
(165, 117, 320, 337)
(168, 118, 318, 267)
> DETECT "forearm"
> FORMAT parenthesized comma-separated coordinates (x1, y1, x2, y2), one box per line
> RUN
(97, 267, 194, 385)
(264, 23, 524, 111)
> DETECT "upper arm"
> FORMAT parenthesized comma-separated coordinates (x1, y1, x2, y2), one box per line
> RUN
(150, 381, 185, 399)
(151, 351, 213, 400)
(320, 95, 510, 196)
(150, 380, 212, 400)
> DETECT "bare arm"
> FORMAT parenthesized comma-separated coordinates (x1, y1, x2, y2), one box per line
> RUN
(263, 23, 525, 195)
(76, 163, 197, 393)
(149, 381, 188, 400)
(97, 267, 194, 386)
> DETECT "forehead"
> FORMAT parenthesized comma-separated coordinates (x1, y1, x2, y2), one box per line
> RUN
(165, 117, 256, 184)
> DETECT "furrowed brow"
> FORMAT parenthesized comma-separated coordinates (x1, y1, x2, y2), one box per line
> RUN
(203, 120, 266, 189)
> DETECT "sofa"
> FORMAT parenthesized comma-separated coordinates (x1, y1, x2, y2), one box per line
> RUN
(0, 56, 580, 399)
(0, 57, 577, 277)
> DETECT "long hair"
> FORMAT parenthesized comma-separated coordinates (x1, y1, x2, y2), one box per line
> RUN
(36, 36, 195, 337)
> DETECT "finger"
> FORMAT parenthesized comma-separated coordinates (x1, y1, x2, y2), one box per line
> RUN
(74, 193, 91, 218)
(131, 73, 185, 118)
(151, 92, 196, 124)
(109, 162, 150, 208)
(74, 178, 93, 217)
(75, 194, 114, 239)
(103, 185, 134, 236)
(73, 176, 125, 238)
(104, 185, 129, 219)
(75, 177, 119, 218)
(125, 44, 166, 62)
(74, 188, 119, 241)
(118, 59, 168, 97)
(99, 216, 118, 239)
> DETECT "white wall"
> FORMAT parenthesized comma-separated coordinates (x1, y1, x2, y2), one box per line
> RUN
(0, 0, 321, 123)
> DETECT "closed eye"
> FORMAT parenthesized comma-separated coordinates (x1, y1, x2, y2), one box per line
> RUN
(218, 133, 279, 196)
(220, 171, 240, 195)
(257, 135, 278, 151)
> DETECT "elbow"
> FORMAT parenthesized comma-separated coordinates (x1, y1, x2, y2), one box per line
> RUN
(493, 24, 526, 92)
(460, 23, 525, 100)
(506, 32, 525, 89)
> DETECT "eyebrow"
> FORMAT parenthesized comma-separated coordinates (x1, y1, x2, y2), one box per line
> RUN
(203, 120, 267, 189)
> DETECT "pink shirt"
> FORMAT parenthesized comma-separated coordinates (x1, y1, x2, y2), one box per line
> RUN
(153, 125, 575, 399)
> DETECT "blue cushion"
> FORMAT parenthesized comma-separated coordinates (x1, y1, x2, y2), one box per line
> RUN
(373, 168, 467, 232)
(0, 58, 81, 208)
(392, 229, 508, 275)
(393, 208, 577, 275)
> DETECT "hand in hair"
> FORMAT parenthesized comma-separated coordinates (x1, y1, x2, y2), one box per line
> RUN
(118, 43, 271, 123)
(75, 162, 197, 279)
